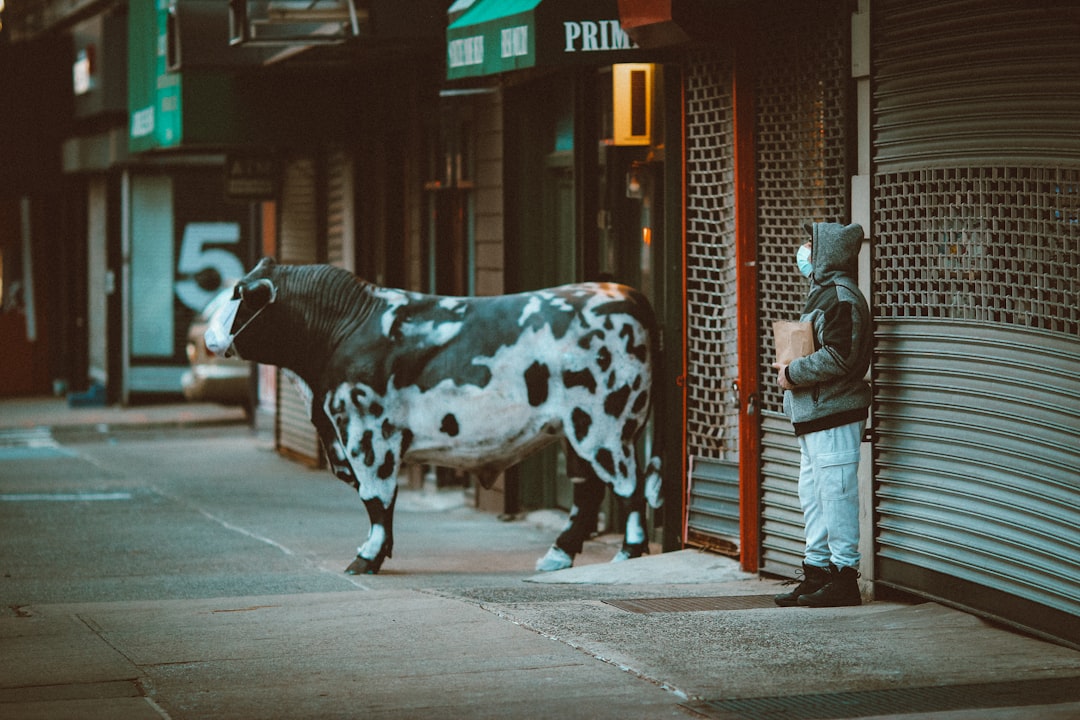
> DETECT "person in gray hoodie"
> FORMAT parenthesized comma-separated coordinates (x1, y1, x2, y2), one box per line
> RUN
(772, 221, 872, 608)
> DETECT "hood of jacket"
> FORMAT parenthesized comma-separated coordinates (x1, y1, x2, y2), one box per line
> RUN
(807, 222, 863, 286)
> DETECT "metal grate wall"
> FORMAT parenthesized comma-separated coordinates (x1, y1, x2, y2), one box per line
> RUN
(682, 6, 851, 558)
(875, 166, 1079, 335)
(683, 50, 740, 546)
(685, 50, 737, 464)
(755, 18, 851, 417)
(873, 0, 1080, 648)
(754, 10, 851, 576)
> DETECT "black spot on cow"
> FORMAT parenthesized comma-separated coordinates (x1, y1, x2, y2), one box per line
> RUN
(571, 408, 592, 442)
(597, 346, 612, 372)
(525, 361, 550, 406)
(621, 419, 639, 442)
(596, 448, 615, 475)
(350, 388, 365, 409)
(620, 324, 648, 362)
(562, 368, 597, 394)
(376, 451, 396, 480)
(632, 390, 649, 414)
(400, 428, 414, 456)
(605, 385, 630, 417)
(335, 414, 349, 439)
(576, 329, 603, 349)
(381, 418, 395, 440)
(358, 430, 375, 467)
(370, 401, 384, 417)
(618, 462, 628, 476)
(441, 413, 460, 436)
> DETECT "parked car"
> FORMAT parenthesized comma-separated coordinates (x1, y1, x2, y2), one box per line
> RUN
(182, 286, 253, 417)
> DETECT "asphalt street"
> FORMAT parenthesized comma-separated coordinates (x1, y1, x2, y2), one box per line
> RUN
(2, 414, 1079, 720)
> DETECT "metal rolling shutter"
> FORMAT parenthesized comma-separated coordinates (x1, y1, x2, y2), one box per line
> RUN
(754, 9, 851, 578)
(873, 0, 1080, 647)
(275, 157, 322, 466)
(874, 0, 1080, 172)
(326, 149, 352, 269)
(683, 49, 740, 551)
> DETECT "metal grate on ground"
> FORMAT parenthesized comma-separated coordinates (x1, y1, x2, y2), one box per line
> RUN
(602, 595, 777, 614)
(685, 676, 1080, 720)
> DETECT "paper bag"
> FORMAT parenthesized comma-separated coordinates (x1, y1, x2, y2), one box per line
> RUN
(772, 320, 815, 365)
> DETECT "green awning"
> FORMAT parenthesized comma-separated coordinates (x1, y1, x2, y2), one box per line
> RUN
(446, 0, 642, 80)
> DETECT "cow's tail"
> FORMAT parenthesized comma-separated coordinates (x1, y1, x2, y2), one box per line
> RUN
(631, 286, 664, 510)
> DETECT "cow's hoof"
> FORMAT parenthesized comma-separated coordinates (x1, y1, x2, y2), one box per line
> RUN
(611, 542, 648, 563)
(535, 546, 574, 572)
(345, 555, 383, 575)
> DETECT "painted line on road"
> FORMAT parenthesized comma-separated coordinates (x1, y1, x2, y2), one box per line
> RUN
(191, 506, 373, 591)
(0, 491, 133, 502)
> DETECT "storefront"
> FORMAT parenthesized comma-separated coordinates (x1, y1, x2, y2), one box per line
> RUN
(621, 0, 858, 573)
(870, 0, 1079, 649)
(120, 0, 264, 402)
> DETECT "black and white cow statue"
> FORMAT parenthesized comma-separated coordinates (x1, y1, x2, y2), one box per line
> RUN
(205, 258, 662, 574)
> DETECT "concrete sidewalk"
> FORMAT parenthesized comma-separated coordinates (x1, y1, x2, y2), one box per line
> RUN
(2, 395, 1079, 719)
(5, 551, 1080, 720)
(0, 395, 248, 433)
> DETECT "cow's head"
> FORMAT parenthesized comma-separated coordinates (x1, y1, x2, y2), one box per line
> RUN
(205, 257, 279, 360)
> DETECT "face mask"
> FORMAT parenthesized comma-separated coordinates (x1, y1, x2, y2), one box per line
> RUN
(796, 244, 813, 279)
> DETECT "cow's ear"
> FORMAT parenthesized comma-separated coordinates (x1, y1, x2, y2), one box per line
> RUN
(241, 278, 277, 309)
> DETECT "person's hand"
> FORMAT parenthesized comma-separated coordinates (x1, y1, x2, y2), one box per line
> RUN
(771, 362, 795, 390)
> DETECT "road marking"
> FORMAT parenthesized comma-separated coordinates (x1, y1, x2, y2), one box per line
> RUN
(191, 506, 373, 590)
(0, 491, 133, 502)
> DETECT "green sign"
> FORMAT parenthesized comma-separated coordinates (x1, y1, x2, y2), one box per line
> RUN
(446, 0, 640, 80)
(128, 0, 183, 151)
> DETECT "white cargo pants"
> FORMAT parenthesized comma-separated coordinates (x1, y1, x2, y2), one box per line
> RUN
(797, 419, 865, 570)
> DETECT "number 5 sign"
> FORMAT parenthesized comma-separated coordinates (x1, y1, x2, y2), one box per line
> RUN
(174, 222, 244, 312)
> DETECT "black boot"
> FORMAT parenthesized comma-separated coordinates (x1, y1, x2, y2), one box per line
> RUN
(774, 562, 832, 607)
(798, 565, 862, 607)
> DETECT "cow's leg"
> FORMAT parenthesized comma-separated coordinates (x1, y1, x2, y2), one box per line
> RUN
(535, 447, 606, 572)
(346, 483, 398, 575)
(612, 484, 649, 562)
(313, 410, 361, 491)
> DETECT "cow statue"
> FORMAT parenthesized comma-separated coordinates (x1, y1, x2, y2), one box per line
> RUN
(205, 258, 663, 575)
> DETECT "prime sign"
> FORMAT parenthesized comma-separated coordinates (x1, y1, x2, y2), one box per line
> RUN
(447, 10, 640, 79)
(563, 20, 634, 52)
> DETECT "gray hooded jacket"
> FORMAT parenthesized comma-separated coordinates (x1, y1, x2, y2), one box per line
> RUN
(783, 222, 872, 435)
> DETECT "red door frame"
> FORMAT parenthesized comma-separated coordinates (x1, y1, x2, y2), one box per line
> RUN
(733, 35, 761, 573)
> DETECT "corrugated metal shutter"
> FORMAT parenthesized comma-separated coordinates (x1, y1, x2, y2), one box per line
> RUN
(873, 0, 1080, 648)
(874, 0, 1080, 172)
(754, 7, 851, 578)
(275, 157, 322, 466)
(326, 148, 353, 270)
(683, 49, 740, 551)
